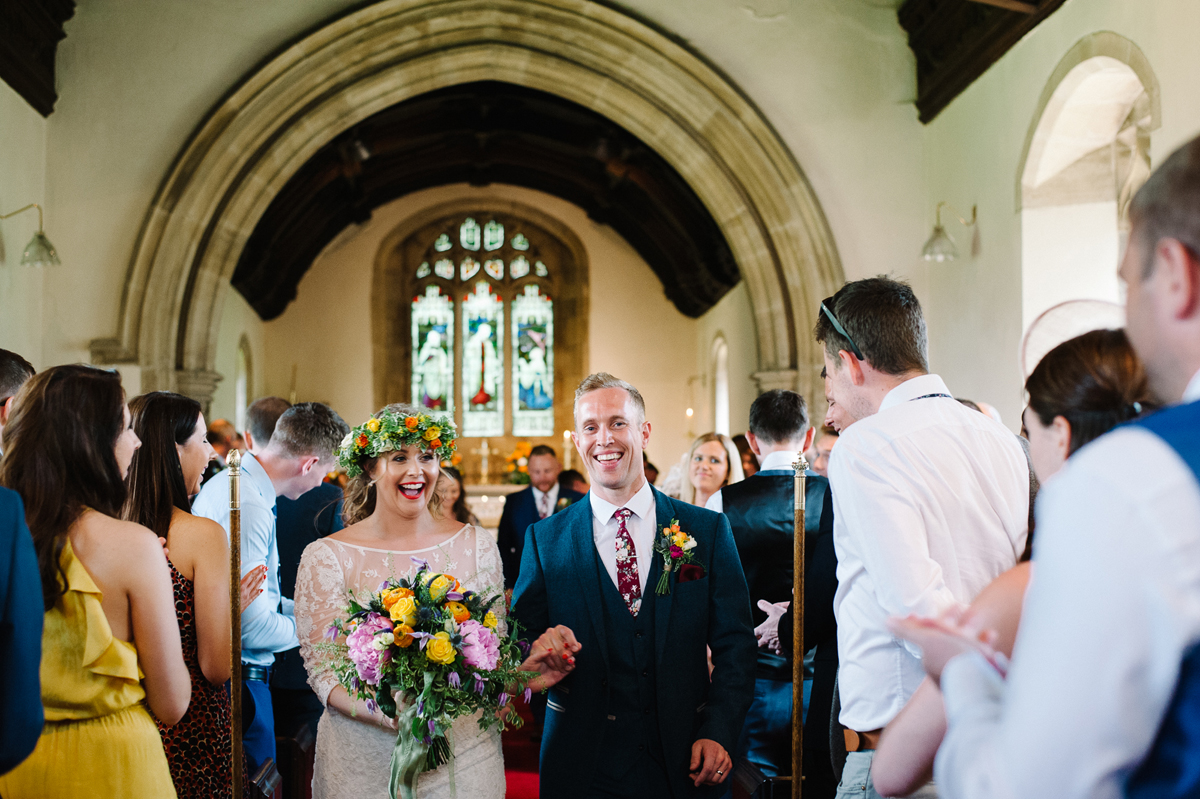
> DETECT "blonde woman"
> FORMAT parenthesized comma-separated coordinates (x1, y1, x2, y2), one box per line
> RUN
(679, 432, 745, 507)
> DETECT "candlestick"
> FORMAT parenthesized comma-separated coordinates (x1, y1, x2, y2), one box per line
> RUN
(562, 429, 572, 470)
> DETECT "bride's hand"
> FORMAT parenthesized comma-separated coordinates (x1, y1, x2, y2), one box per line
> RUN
(518, 625, 580, 692)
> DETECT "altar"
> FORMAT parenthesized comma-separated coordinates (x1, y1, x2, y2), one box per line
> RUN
(464, 483, 525, 534)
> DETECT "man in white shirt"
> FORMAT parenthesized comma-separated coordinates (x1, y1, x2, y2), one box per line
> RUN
(892, 135, 1200, 799)
(193, 402, 348, 775)
(817, 277, 1030, 798)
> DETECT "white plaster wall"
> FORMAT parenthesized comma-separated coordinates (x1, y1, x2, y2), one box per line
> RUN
(0, 81, 48, 367)
(259, 183, 711, 468)
(1021, 201, 1122, 330)
(209, 288, 265, 424)
(923, 0, 1200, 426)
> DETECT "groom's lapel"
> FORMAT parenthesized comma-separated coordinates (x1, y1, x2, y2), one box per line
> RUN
(566, 501, 610, 671)
(651, 487, 675, 665)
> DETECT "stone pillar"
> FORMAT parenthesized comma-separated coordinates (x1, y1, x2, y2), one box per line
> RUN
(751, 369, 798, 394)
(175, 369, 223, 416)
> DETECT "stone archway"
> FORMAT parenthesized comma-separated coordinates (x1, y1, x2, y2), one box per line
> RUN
(90, 0, 843, 408)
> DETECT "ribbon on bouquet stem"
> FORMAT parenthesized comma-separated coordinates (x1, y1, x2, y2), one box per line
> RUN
(389, 683, 429, 799)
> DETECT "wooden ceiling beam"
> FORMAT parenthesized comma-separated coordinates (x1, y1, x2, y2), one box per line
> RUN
(966, 0, 1037, 13)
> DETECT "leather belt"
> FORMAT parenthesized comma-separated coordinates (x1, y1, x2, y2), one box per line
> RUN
(243, 665, 270, 683)
(844, 728, 882, 752)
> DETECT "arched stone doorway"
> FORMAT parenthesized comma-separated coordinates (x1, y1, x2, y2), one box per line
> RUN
(1017, 32, 1160, 333)
(90, 0, 843, 409)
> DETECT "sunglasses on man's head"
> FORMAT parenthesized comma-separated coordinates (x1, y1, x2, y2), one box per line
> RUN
(819, 296, 865, 361)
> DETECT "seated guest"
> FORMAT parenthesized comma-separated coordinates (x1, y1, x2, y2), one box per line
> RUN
(706, 390, 839, 797)
(436, 466, 479, 526)
(890, 136, 1200, 799)
(0, 486, 42, 776)
(497, 445, 585, 588)
(817, 277, 1030, 799)
(0, 366, 190, 797)
(872, 328, 1154, 796)
(733, 432, 759, 477)
(0, 349, 35, 453)
(124, 391, 266, 798)
(558, 468, 589, 494)
(193, 402, 349, 777)
(680, 432, 745, 507)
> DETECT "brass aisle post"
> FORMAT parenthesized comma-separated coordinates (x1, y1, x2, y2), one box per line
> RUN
(791, 455, 808, 799)
(229, 449, 244, 796)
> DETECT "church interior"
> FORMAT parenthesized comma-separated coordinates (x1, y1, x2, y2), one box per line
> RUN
(2, 0, 1182, 478)
(4, 2, 1200, 798)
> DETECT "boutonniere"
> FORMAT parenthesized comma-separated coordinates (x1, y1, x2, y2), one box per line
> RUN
(554, 497, 573, 513)
(654, 519, 700, 595)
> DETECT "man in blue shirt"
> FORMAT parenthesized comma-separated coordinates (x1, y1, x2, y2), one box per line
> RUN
(193, 402, 348, 776)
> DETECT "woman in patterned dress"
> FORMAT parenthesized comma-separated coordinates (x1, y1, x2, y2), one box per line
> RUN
(294, 403, 575, 799)
(123, 391, 266, 798)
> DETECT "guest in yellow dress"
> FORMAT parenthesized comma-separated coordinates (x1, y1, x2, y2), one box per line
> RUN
(0, 365, 192, 798)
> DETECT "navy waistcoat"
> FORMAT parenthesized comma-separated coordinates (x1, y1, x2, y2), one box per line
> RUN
(1125, 400, 1200, 799)
(592, 542, 664, 779)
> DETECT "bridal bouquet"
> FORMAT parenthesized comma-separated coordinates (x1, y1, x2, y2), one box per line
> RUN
(321, 558, 532, 799)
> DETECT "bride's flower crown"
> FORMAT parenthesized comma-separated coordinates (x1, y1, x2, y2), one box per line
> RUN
(337, 410, 458, 477)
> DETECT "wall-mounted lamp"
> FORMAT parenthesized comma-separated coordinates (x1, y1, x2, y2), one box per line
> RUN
(0, 204, 61, 267)
(922, 202, 977, 262)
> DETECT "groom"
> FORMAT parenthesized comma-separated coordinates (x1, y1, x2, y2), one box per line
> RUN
(512, 373, 756, 798)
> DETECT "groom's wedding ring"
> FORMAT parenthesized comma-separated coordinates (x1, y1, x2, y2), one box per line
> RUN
(716, 770, 724, 775)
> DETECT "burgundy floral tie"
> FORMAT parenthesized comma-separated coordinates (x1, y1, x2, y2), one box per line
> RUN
(613, 508, 642, 616)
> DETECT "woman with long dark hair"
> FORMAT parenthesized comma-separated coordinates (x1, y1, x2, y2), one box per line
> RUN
(0, 366, 190, 798)
(123, 391, 266, 798)
(436, 466, 480, 526)
(873, 328, 1156, 796)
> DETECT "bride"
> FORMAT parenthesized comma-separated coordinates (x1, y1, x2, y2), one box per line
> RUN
(295, 404, 572, 798)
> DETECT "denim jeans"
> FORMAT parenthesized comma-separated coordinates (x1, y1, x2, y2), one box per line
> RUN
(835, 751, 937, 799)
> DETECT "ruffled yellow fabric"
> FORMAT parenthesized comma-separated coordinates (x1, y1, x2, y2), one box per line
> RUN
(41, 541, 146, 722)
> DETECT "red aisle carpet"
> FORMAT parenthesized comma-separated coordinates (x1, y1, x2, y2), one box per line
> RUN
(502, 700, 540, 798)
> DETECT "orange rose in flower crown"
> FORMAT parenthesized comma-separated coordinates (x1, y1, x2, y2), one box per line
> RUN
(336, 408, 458, 477)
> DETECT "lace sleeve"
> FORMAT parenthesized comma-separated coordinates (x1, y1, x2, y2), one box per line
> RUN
(294, 539, 346, 705)
(472, 527, 509, 637)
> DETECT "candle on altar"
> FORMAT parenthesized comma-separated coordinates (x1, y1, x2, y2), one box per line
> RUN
(562, 430, 573, 471)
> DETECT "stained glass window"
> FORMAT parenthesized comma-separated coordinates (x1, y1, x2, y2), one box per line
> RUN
(512, 285, 555, 436)
(412, 286, 454, 412)
(411, 214, 557, 449)
(460, 218, 481, 251)
(461, 281, 504, 437)
(483, 220, 505, 251)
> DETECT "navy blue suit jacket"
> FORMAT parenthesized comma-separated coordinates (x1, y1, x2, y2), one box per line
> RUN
(497, 485, 584, 588)
(511, 487, 756, 798)
(0, 487, 43, 775)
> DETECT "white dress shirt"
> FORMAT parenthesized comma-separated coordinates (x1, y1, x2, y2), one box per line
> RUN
(532, 482, 561, 519)
(936, 370, 1200, 799)
(830, 373, 1029, 731)
(591, 481, 657, 591)
(705, 449, 801, 514)
(192, 452, 298, 667)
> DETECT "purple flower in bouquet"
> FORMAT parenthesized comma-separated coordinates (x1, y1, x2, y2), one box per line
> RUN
(448, 672, 461, 689)
(459, 620, 500, 671)
(499, 693, 509, 707)
(524, 687, 533, 704)
(345, 612, 393, 685)
(324, 623, 339, 641)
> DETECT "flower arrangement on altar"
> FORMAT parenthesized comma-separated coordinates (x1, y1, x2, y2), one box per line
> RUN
(319, 557, 532, 799)
(504, 441, 534, 485)
(337, 410, 458, 478)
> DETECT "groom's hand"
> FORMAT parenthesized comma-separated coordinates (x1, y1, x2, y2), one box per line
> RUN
(688, 738, 732, 786)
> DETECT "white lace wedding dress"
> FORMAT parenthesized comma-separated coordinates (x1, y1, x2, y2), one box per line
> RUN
(294, 525, 507, 799)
